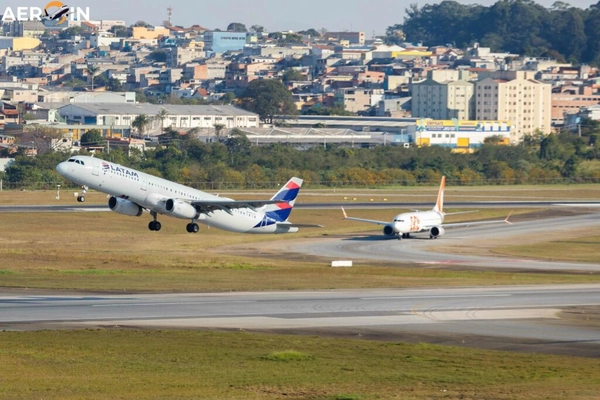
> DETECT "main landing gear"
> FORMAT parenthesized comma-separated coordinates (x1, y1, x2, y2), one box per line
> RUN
(147, 212, 199, 234)
(186, 222, 199, 233)
(76, 185, 88, 202)
(149, 211, 161, 232)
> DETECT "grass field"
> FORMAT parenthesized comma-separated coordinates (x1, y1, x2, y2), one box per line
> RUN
(2, 182, 600, 205)
(1, 329, 599, 400)
(494, 235, 600, 263)
(0, 208, 599, 292)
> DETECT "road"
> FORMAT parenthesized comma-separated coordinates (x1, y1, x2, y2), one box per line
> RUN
(1, 285, 599, 356)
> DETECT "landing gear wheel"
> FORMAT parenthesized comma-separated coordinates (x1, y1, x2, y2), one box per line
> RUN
(77, 196, 85, 203)
(186, 223, 199, 233)
(149, 221, 162, 231)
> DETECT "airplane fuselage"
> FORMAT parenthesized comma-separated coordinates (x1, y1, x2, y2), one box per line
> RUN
(391, 211, 444, 234)
(56, 156, 296, 234)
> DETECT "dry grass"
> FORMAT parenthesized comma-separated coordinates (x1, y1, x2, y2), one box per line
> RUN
(0, 207, 598, 292)
(494, 235, 600, 263)
(0, 329, 599, 400)
(2, 182, 600, 206)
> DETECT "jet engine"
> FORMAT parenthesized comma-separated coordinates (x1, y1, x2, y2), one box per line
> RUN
(429, 226, 445, 238)
(383, 225, 397, 237)
(108, 196, 143, 217)
(165, 199, 199, 220)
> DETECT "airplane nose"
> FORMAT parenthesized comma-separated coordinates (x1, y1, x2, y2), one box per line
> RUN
(56, 161, 68, 177)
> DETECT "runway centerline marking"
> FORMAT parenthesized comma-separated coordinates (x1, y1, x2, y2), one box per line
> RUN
(360, 294, 512, 300)
(92, 301, 256, 307)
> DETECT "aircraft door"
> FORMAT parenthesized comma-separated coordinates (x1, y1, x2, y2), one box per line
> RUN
(92, 159, 100, 176)
(141, 175, 147, 191)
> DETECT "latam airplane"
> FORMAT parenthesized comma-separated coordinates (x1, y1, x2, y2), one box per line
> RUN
(342, 176, 511, 240)
(56, 155, 319, 234)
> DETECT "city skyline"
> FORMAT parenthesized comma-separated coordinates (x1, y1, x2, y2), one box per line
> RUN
(2, 0, 599, 38)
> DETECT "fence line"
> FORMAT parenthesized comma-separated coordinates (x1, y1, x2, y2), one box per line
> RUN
(2, 177, 600, 192)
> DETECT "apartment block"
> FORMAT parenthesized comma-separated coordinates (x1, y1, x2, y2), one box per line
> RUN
(334, 88, 384, 113)
(475, 71, 551, 142)
(411, 78, 475, 120)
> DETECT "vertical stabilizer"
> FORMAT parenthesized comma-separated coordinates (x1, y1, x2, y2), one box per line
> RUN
(263, 177, 303, 222)
(433, 176, 446, 213)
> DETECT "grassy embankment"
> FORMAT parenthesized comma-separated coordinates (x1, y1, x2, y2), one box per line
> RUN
(0, 329, 599, 400)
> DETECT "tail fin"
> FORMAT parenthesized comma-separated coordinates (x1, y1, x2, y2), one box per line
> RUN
(433, 176, 446, 213)
(263, 177, 303, 222)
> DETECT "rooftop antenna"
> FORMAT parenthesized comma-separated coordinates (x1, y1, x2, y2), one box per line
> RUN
(167, 6, 173, 25)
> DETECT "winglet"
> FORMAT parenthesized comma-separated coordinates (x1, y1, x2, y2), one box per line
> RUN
(504, 211, 513, 225)
(341, 206, 348, 219)
(433, 176, 446, 213)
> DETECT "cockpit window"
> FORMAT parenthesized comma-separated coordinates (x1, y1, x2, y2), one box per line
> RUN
(68, 159, 75, 162)
(76, 160, 81, 164)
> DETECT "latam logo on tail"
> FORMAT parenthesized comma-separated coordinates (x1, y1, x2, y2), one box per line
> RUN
(1, 2, 91, 25)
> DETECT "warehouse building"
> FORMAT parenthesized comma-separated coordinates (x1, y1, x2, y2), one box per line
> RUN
(58, 104, 260, 135)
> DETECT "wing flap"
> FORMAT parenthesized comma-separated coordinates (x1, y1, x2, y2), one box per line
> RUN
(190, 199, 284, 214)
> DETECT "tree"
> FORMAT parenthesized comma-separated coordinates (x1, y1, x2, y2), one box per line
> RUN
(106, 77, 123, 92)
(155, 108, 169, 130)
(133, 21, 152, 27)
(86, 64, 100, 90)
(132, 114, 150, 137)
(59, 26, 84, 39)
(299, 28, 319, 37)
(224, 129, 251, 167)
(213, 123, 226, 142)
(80, 129, 104, 147)
(24, 126, 65, 155)
(227, 22, 247, 32)
(282, 68, 306, 83)
(250, 25, 265, 33)
(63, 78, 86, 89)
(148, 50, 167, 63)
(239, 79, 298, 123)
(109, 25, 128, 37)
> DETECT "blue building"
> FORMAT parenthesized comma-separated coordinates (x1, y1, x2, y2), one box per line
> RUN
(204, 31, 248, 54)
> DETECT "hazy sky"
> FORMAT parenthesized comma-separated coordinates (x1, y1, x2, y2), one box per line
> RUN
(3, 0, 599, 36)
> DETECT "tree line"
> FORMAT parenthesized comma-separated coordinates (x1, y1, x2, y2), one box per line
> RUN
(2, 125, 600, 190)
(385, 0, 600, 65)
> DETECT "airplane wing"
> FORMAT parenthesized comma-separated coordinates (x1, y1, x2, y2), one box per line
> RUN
(278, 223, 324, 228)
(342, 207, 390, 226)
(190, 199, 283, 214)
(443, 213, 512, 229)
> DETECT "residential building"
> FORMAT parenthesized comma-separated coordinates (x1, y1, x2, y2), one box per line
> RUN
(326, 32, 366, 46)
(203, 31, 247, 54)
(0, 37, 40, 51)
(334, 88, 385, 113)
(475, 71, 551, 142)
(551, 86, 600, 125)
(132, 26, 169, 40)
(411, 78, 475, 120)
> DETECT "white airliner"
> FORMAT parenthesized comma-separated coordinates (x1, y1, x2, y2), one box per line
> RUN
(342, 176, 511, 240)
(56, 155, 319, 234)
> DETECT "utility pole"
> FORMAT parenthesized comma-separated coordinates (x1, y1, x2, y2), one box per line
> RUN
(167, 6, 173, 25)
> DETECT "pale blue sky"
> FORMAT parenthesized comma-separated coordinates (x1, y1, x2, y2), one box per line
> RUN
(2, 0, 599, 36)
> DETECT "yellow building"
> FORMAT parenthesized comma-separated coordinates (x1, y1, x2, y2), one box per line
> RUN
(411, 119, 511, 153)
(0, 37, 40, 51)
(132, 26, 169, 40)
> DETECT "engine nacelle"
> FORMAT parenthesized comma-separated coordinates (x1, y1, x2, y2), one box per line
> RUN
(108, 196, 143, 217)
(383, 225, 397, 237)
(165, 199, 199, 220)
(430, 226, 445, 238)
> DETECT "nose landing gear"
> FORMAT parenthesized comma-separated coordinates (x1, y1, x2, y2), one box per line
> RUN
(77, 185, 88, 202)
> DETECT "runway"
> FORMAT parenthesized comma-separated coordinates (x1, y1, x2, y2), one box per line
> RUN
(0, 200, 599, 213)
(1, 203, 600, 356)
(1, 285, 600, 356)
